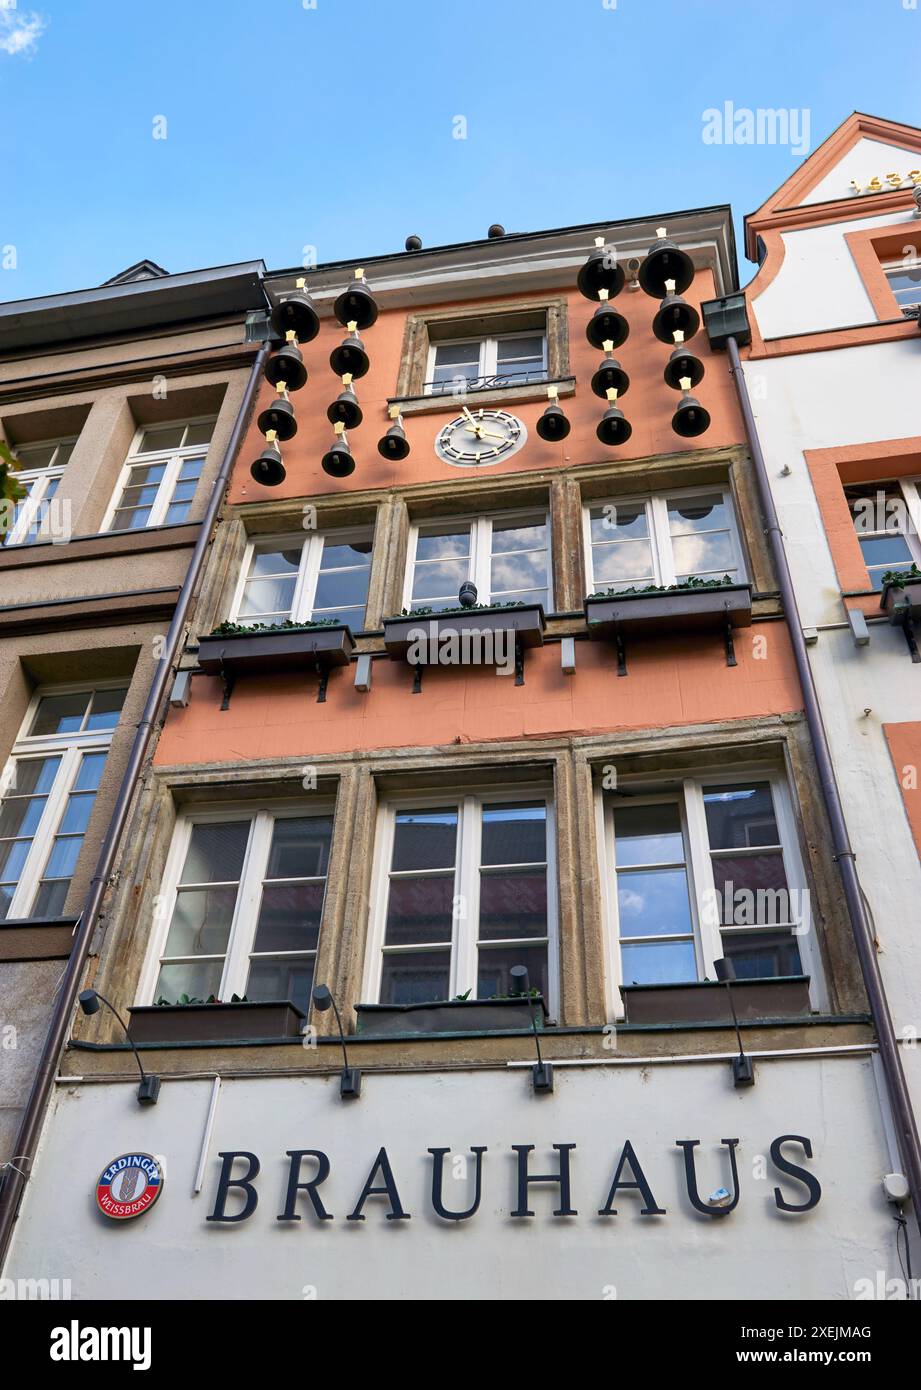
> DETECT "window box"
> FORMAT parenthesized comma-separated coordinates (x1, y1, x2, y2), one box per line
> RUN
(355, 996, 549, 1037)
(881, 576, 921, 622)
(383, 603, 546, 659)
(128, 1000, 306, 1045)
(198, 625, 355, 703)
(586, 582, 753, 638)
(620, 975, 812, 1026)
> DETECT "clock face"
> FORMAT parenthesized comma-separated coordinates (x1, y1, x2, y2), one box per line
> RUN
(435, 408, 527, 467)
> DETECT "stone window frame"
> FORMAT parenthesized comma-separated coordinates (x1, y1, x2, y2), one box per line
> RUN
(391, 295, 573, 416)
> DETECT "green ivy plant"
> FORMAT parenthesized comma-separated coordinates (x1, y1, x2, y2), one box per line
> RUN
(391, 599, 530, 620)
(881, 563, 921, 590)
(209, 618, 343, 638)
(588, 574, 736, 600)
(0, 441, 26, 541)
(155, 993, 249, 1007)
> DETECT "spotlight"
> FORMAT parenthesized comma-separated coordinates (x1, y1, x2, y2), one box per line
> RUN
(78, 989, 160, 1105)
(510, 965, 552, 1093)
(311, 984, 361, 1099)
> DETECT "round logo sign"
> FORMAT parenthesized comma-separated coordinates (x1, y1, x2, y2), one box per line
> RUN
(96, 1153, 163, 1221)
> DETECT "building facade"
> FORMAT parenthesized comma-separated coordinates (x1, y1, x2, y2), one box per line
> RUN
(1, 153, 918, 1299)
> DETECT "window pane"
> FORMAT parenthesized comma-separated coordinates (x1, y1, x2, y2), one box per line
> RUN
(415, 527, 471, 562)
(477, 941, 548, 1000)
(164, 502, 192, 525)
(32, 879, 70, 917)
(111, 507, 153, 531)
(720, 929, 803, 978)
(14, 443, 57, 469)
(183, 421, 215, 446)
(411, 559, 470, 604)
(391, 810, 457, 871)
(312, 566, 370, 617)
(246, 958, 313, 1013)
(858, 536, 914, 568)
(703, 783, 779, 849)
(496, 335, 544, 363)
(384, 876, 455, 945)
(0, 838, 33, 881)
(266, 816, 333, 879)
(249, 546, 302, 577)
(154, 960, 224, 1003)
(180, 821, 250, 884)
(117, 483, 162, 509)
(481, 803, 545, 865)
(123, 463, 167, 487)
(613, 803, 684, 866)
(138, 426, 185, 453)
(672, 531, 736, 579)
(178, 457, 205, 480)
(30, 692, 89, 736)
(590, 503, 649, 542)
(320, 538, 373, 570)
(433, 343, 480, 369)
(592, 540, 655, 587)
(380, 949, 451, 1005)
(42, 835, 82, 880)
(252, 882, 324, 953)
(86, 688, 127, 731)
(73, 752, 107, 792)
(0, 794, 48, 839)
(58, 794, 95, 835)
(238, 576, 297, 619)
(491, 549, 548, 598)
(617, 868, 693, 938)
(621, 939, 697, 985)
(667, 494, 730, 533)
(163, 885, 239, 956)
(11, 758, 62, 796)
(313, 605, 366, 631)
(711, 851, 790, 924)
(478, 869, 547, 940)
(492, 520, 547, 553)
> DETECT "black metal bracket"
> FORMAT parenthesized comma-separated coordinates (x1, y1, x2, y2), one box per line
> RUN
(219, 659, 235, 711)
(615, 629, 627, 677)
(900, 614, 921, 663)
(315, 661, 329, 704)
(724, 613, 738, 667)
(514, 637, 525, 686)
(412, 662, 424, 694)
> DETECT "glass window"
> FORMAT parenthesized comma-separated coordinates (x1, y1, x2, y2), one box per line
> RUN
(586, 489, 744, 594)
(106, 420, 215, 532)
(2, 437, 76, 547)
(884, 258, 921, 314)
(427, 331, 547, 396)
(235, 528, 373, 632)
(845, 480, 921, 590)
(408, 512, 551, 612)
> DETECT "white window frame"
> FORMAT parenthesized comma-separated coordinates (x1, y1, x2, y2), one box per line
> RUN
(882, 256, 921, 313)
(847, 477, 921, 585)
(3, 436, 76, 547)
(425, 329, 548, 396)
(402, 508, 554, 612)
(0, 680, 126, 919)
(362, 785, 560, 1011)
(229, 524, 375, 629)
(582, 484, 747, 594)
(101, 416, 216, 534)
(136, 799, 336, 1007)
(595, 765, 825, 1021)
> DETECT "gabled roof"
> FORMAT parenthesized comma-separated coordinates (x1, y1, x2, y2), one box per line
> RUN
(101, 259, 170, 286)
(745, 112, 921, 260)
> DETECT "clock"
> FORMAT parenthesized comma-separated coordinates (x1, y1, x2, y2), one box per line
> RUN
(434, 406, 527, 466)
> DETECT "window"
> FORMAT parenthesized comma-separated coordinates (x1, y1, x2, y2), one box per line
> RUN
(845, 479, 921, 590)
(584, 487, 745, 594)
(0, 685, 127, 919)
(103, 419, 215, 532)
(602, 771, 820, 1013)
(883, 257, 921, 315)
(426, 332, 547, 397)
(404, 511, 551, 612)
(366, 792, 558, 1008)
(2, 437, 75, 546)
(142, 808, 334, 1011)
(231, 527, 374, 631)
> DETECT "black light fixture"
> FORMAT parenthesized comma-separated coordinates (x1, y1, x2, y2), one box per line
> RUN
(329, 326, 370, 379)
(333, 268, 378, 330)
(652, 290, 700, 344)
(664, 344, 704, 391)
(713, 957, 755, 1088)
(378, 405, 410, 460)
(535, 385, 571, 442)
(327, 375, 363, 429)
(585, 289, 629, 350)
(671, 378, 711, 438)
(459, 580, 478, 608)
(311, 984, 361, 1099)
(271, 276, 321, 343)
(321, 422, 355, 478)
(405, 235, 423, 251)
(591, 343, 630, 399)
(78, 989, 160, 1105)
(577, 235, 625, 301)
(265, 332, 308, 392)
(509, 965, 552, 1093)
(250, 431, 286, 486)
(638, 227, 694, 298)
(596, 387, 633, 446)
(257, 385, 298, 441)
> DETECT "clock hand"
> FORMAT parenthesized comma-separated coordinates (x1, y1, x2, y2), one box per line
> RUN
(477, 428, 506, 442)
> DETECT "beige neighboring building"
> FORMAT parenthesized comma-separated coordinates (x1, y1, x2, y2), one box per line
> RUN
(0, 258, 266, 1164)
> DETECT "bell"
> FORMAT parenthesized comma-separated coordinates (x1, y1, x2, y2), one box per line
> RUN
(591, 347, 630, 399)
(250, 435, 286, 487)
(322, 423, 355, 477)
(672, 388, 711, 438)
(271, 279, 320, 342)
(585, 291, 629, 350)
(596, 389, 632, 446)
(577, 237, 625, 301)
(333, 269, 378, 330)
(329, 328, 370, 379)
(535, 386, 570, 441)
(257, 393, 297, 441)
(652, 292, 700, 344)
(378, 415, 410, 460)
(327, 380, 363, 430)
(639, 227, 695, 298)
(264, 339, 308, 392)
(664, 346, 704, 390)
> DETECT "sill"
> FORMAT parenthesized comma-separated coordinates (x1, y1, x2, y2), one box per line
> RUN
(388, 376, 576, 417)
(620, 976, 812, 1027)
(0, 915, 78, 963)
(0, 521, 201, 569)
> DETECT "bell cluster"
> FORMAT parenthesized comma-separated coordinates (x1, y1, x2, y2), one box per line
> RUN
(250, 268, 411, 489)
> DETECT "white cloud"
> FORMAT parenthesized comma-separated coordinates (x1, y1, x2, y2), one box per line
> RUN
(0, 2, 47, 57)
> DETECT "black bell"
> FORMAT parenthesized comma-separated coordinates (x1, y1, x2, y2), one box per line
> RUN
(586, 295, 629, 350)
(329, 330, 370, 379)
(265, 341, 308, 392)
(271, 283, 320, 342)
(591, 353, 630, 399)
(322, 428, 355, 477)
(597, 396, 633, 447)
(257, 394, 298, 441)
(672, 393, 711, 438)
(327, 382, 363, 430)
(536, 400, 571, 442)
(333, 271, 378, 330)
(378, 418, 410, 460)
(664, 346, 704, 391)
(639, 230, 694, 298)
(652, 293, 700, 344)
(250, 437, 286, 487)
(577, 239, 625, 301)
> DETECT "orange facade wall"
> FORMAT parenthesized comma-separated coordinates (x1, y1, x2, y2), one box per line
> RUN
(156, 624, 803, 766)
(231, 269, 745, 506)
(884, 722, 921, 861)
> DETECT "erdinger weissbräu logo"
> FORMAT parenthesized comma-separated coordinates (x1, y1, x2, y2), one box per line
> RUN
(95, 1153, 163, 1221)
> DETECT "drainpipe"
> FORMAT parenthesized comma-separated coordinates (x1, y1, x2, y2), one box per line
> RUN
(724, 332, 921, 1240)
(0, 339, 270, 1269)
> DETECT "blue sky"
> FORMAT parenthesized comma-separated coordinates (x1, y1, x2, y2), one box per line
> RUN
(1, 0, 918, 301)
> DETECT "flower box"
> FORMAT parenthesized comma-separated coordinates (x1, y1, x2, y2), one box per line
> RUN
(620, 976, 811, 1026)
(382, 604, 546, 660)
(880, 578, 921, 624)
(355, 996, 549, 1036)
(585, 583, 753, 639)
(128, 1001, 306, 1045)
(198, 624, 355, 676)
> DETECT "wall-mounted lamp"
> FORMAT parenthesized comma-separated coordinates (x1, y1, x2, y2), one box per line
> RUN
(510, 965, 553, 1094)
(78, 990, 160, 1105)
(713, 958, 755, 1088)
(311, 984, 361, 1099)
